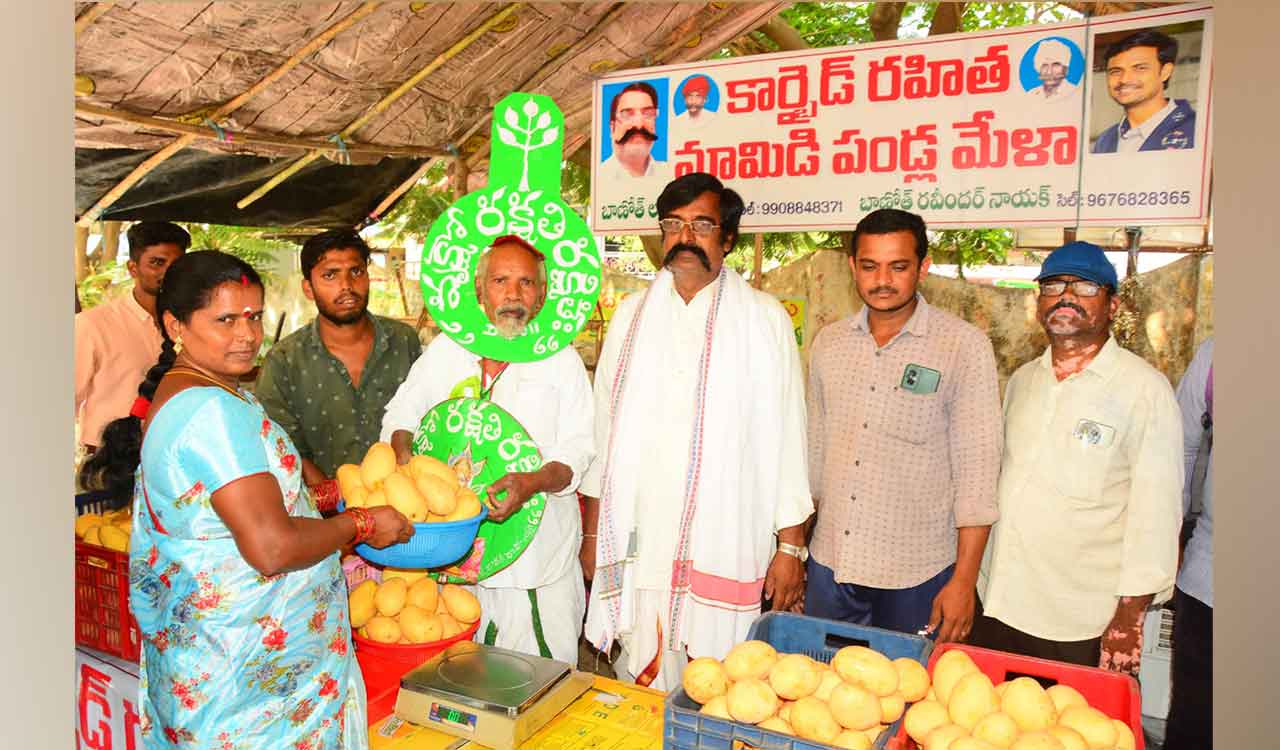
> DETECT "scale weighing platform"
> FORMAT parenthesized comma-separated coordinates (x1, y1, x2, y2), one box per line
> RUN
(394, 641, 594, 748)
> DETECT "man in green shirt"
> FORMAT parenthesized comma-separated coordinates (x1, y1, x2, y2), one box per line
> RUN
(256, 229, 422, 496)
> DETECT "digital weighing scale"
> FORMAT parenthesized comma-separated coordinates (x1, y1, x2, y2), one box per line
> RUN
(394, 641, 594, 748)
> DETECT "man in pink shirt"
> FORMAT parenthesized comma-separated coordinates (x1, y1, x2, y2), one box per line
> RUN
(75, 222, 188, 452)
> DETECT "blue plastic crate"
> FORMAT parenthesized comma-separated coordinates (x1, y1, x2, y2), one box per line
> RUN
(664, 612, 933, 750)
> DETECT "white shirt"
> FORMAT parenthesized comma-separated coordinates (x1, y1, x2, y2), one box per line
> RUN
(598, 153, 671, 181)
(1175, 338, 1213, 607)
(1117, 97, 1178, 153)
(380, 335, 596, 590)
(979, 337, 1183, 641)
(580, 277, 813, 590)
(673, 109, 717, 129)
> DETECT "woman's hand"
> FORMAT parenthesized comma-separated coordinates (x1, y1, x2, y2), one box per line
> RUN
(363, 506, 416, 548)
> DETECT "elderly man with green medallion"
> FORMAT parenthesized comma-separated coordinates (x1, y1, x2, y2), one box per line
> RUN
(381, 234, 595, 663)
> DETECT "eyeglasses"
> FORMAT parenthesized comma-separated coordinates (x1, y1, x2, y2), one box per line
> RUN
(1038, 279, 1105, 297)
(659, 218, 719, 236)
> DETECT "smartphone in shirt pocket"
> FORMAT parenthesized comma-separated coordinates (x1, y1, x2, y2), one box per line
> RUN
(1054, 418, 1120, 502)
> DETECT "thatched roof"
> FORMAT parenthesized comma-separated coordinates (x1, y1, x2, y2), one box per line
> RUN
(74, 1, 787, 227)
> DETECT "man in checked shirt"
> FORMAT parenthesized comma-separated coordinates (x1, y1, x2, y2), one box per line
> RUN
(805, 209, 1002, 642)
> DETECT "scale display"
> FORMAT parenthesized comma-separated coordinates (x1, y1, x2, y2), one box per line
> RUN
(428, 702, 477, 734)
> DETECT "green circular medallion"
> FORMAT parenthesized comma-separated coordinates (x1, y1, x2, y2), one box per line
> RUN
(412, 397, 545, 583)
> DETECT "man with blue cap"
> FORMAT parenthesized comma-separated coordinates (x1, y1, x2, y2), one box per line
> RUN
(973, 241, 1183, 679)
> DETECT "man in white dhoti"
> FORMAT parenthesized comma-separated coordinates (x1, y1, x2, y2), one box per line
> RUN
(580, 172, 813, 690)
(380, 235, 595, 663)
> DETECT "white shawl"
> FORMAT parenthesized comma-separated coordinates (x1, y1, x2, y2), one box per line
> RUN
(585, 267, 809, 661)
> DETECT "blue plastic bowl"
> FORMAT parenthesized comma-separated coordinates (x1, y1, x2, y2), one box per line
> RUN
(336, 501, 488, 569)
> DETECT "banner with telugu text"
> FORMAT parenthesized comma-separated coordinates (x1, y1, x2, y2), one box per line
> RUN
(590, 4, 1212, 233)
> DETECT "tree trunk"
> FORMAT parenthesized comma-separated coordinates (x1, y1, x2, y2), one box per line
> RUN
(758, 16, 810, 51)
(869, 2, 907, 42)
(929, 2, 967, 36)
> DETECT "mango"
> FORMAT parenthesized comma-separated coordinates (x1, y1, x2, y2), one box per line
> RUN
(879, 692, 906, 723)
(828, 682, 881, 731)
(99, 524, 130, 552)
(409, 454, 459, 487)
(789, 695, 841, 744)
(348, 579, 378, 628)
(758, 716, 794, 735)
(344, 484, 369, 509)
(399, 606, 443, 644)
(1047, 726, 1088, 750)
(364, 615, 401, 644)
(904, 700, 950, 744)
(1002, 677, 1057, 732)
(833, 729, 873, 750)
(682, 657, 729, 704)
(1057, 706, 1116, 749)
(76, 514, 102, 539)
(1009, 732, 1066, 750)
(1045, 684, 1088, 715)
(724, 640, 778, 682)
(769, 653, 821, 700)
(699, 695, 731, 719)
(384, 472, 429, 522)
(1112, 719, 1136, 750)
(416, 474, 458, 516)
(923, 724, 969, 750)
(406, 576, 439, 612)
(814, 670, 844, 702)
(440, 584, 481, 623)
(382, 567, 429, 585)
(336, 464, 365, 500)
(895, 656, 932, 702)
(933, 649, 980, 705)
(360, 442, 397, 488)
(949, 671, 1000, 730)
(443, 487, 481, 521)
(84, 525, 103, 546)
(366, 488, 388, 508)
(374, 577, 408, 618)
(832, 645, 899, 697)
(972, 711, 1019, 748)
(726, 678, 779, 725)
(438, 613, 464, 639)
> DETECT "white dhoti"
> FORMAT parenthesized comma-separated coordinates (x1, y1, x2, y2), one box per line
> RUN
(468, 565, 585, 664)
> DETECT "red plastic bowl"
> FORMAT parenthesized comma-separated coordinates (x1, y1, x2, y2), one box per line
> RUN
(352, 618, 480, 665)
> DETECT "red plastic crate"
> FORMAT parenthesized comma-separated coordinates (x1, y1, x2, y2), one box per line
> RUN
(75, 540, 140, 662)
(890, 643, 1143, 750)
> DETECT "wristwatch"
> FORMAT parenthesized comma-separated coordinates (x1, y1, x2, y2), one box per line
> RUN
(777, 542, 809, 562)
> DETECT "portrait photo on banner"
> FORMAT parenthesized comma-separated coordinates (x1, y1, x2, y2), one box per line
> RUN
(599, 78, 672, 181)
(1088, 20, 1204, 154)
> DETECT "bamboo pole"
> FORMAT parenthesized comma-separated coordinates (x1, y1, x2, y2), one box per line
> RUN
(76, 1, 381, 226)
(76, 103, 446, 159)
(75, 2, 115, 38)
(366, 160, 440, 227)
(75, 225, 90, 283)
(237, 3, 524, 211)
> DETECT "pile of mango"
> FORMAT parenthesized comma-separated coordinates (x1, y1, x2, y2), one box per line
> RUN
(349, 569, 481, 645)
(336, 443, 483, 523)
(682, 639, 927, 749)
(900, 649, 1136, 750)
(75, 508, 131, 552)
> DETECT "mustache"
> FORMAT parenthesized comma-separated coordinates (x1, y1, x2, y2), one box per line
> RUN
(663, 243, 711, 272)
(868, 286, 898, 296)
(1048, 300, 1087, 317)
(496, 303, 530, 319)
(615, 126, 658, 144)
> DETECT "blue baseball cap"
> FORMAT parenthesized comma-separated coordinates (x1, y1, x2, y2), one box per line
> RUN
(1035, 241, 1118, 289)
